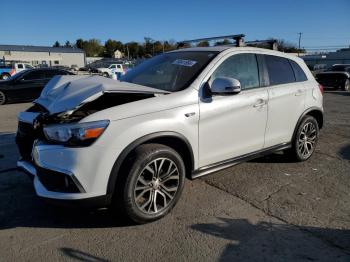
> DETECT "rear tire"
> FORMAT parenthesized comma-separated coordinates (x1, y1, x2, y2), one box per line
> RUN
(0, 91, 6, 105)
(114, 143, 186, 224)
(285, 115, 319, 161)
(343, 79, 350, 91)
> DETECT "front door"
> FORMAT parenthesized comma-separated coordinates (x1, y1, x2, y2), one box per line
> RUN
(198, 53, 268, 167)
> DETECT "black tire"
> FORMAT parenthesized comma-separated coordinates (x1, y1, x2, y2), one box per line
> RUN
(343, 79, 350, 91)
(103, 72, 109, 78)
(114, 143, 186, 224)
(286, 115, 319, 161)
(1, 73, 10, 80)
(0, 91, 6, 105)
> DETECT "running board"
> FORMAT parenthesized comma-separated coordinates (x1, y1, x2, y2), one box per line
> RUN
(191, 143, 291, 179)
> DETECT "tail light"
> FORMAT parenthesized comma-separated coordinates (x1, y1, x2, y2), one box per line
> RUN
(319, 84, 324, 95)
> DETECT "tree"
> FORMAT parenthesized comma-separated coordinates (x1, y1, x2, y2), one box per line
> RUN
(83, 39, 104, 57)
(53, 41, 60, 47)
(153, 41, 164, 54)
(75, 39, 84, 49)
(64, 41, 72, 48)
(214, 39, 230, 46)
(104, 39, 124, 57)
(197, 41, 210, 47)
(269, 38, 305, 53)
(144, 37, 155, 56)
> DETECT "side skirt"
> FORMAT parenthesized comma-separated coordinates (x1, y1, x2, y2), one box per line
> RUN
(191, 143, 291, 179)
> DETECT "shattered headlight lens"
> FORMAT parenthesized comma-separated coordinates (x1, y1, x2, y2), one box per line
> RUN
(43, 120, 109, 146)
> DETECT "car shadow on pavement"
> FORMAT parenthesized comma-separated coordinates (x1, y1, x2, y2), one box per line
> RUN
(191, 217, 350, 261)
(250, 152, 295, 164)
(0, 168, 135, 229)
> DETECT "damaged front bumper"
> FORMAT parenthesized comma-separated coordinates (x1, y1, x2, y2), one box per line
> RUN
(16, 112, 112, 207)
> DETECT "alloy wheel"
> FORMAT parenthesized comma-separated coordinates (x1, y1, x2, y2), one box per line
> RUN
(134, 158, 180, 214)
(297, 122, 317, 158)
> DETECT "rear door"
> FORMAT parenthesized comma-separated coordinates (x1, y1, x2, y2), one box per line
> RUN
(263, 55, 306, 147)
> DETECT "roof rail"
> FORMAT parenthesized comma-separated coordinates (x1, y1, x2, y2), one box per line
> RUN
(177, 34, 245, 48)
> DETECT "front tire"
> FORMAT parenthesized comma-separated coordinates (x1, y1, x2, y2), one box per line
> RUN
(0, 91, 6, 105)
(1, 73, 10, 80)
(286, 115, 319, 161)
(343, 79, 350, 91)
(115, 144, 185, 224)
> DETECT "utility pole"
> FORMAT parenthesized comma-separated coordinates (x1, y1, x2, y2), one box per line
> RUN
(298, 32, 303, 56)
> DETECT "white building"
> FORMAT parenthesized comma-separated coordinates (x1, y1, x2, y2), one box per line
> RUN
(0, 45, 86, 67)
(113, 50, 124, 59)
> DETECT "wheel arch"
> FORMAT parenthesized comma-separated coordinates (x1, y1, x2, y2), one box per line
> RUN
(106, 131, 195, 195)
(292, 107, 324, 141)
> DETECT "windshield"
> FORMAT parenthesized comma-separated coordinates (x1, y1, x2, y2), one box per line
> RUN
(120, 51, 218, 92)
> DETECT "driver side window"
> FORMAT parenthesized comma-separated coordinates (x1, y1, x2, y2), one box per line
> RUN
(212, 53, 260, 90)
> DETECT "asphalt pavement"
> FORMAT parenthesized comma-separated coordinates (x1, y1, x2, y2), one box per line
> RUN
(0, 92, 349, 261)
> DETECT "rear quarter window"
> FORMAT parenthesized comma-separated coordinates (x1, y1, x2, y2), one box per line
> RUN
(290, 60, 308, 82)
(265, 55, 295, 85)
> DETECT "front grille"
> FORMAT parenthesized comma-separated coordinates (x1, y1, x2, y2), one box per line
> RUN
(36, 166, 82, 193)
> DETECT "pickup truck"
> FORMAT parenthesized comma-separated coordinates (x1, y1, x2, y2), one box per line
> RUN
(0, 63, 34, 80)
(315, 64, 350, 91)
(97, 63, 125, 78)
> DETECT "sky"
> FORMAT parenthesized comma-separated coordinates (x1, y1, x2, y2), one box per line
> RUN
(1, 0, 349, 51)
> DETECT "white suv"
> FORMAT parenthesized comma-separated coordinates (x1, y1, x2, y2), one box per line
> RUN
(16, 46, 323, 223)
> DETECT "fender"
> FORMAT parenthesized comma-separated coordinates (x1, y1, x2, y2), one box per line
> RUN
(292, 107, 324, 142)
(106, 131, 195, 195)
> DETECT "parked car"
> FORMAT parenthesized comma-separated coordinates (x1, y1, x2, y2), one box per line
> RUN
(0, 63, 34, 80)
(0, 68, 74, 104)
(71, 65, 79, 72)
(315, 64, 350, 91)
(97, 63, 126, 77)
(16, 47, 323, 223)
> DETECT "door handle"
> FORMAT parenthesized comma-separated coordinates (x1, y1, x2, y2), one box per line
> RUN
(253, 99, 266, 108)
(295, 89, 304, 96)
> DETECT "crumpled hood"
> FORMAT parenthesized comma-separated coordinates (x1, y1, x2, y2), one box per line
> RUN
(35, 75, 168, 114)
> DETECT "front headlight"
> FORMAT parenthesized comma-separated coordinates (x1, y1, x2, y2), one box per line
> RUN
(43, 120, 109, 146)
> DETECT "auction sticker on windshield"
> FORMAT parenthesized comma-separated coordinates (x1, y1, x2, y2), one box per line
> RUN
(172, 59, 197, 67)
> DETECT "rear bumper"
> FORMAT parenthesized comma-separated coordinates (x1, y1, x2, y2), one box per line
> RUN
(17, 159, 112, 208)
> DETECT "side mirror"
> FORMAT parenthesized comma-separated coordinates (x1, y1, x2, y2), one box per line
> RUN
(210, 77, 241, 95)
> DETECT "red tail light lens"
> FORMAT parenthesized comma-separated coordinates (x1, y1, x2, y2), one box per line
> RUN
(319, 84, 324, 95)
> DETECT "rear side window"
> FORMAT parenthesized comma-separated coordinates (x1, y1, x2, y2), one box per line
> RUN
(265, 55, 295, 85)
(290, 60, 307, 82)
(212, 53, 260, 90)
